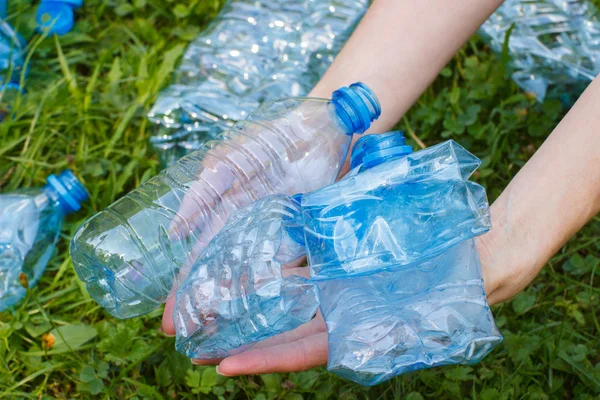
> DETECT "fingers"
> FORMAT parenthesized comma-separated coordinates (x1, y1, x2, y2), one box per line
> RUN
(217, 332, 329, 376)
(161, 298, 176, 336)
(251, 312, 326, 349)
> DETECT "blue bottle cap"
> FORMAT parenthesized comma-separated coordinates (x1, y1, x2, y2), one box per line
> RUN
(332, 82, 381, 135)
(36, 2, 75, 36)
(45, 169, 89, 213)
(350, 131, 413, 171)
(42, 0, 83, 9)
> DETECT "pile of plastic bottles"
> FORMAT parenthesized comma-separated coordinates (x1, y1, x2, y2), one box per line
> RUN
(480, 0, 600, 103)
(172, 135, 502, 385)
(147, 0, 369, 166)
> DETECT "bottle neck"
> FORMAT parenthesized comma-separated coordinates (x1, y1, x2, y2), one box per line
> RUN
(43, 170, 88, 214)
(331, 83, 381, 135)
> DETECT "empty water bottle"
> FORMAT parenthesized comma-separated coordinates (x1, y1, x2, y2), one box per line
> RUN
(0, 15, 27, 119)
(71, 82, 380, 319)
(173, 131, 408, 359)
(480, 0, 600, 102)
(318, 240, 502, 386)
(175, 194, 317, 359)
(303, 140, 491, 280)
(0, 170, 88, 310)
(147, 0, 369, 166)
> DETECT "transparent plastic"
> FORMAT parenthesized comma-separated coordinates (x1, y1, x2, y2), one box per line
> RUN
(71, 84, 380, 319)
(319, 240, 502, 386)
(0, 171, 88, 310)
(480, 0, 600, 102)
(303, 140, 491, 280)
(147, 0, 369, 166)
(175, 194, 316, 359)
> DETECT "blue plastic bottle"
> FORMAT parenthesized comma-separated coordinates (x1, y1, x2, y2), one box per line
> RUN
(173, 131, 412, 359)
(71, 82, 380, 319)
(148, 0, 370, 166)
(0, 170, 88, 310)
(302, 140, 501, 385)
(0, 12, 27, 119)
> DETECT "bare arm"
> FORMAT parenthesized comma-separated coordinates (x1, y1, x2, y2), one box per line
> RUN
(481, 76, 600, 305)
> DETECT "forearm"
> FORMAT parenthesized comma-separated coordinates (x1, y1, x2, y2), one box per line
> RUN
(309, 0, 505, 133)
(481, 76, 600, 305)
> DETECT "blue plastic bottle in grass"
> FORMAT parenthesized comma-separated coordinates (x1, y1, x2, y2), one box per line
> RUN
(173, 131, 412, 359)
(0, 170, 88, 310)
(70, 82, 380, 319)
(36, 0, 82, 36)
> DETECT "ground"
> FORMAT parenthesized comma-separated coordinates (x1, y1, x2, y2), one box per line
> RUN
(1, 0, 599, 399)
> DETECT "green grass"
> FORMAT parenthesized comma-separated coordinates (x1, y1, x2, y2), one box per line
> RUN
(1, 0, 600, 398)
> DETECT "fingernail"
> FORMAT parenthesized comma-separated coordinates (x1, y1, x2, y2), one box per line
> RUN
(216, 365, 231, 376)
(158, 327, 175, 337)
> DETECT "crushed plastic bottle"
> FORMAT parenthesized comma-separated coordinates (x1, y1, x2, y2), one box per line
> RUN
(318, 240, 502, 386)
(147, 0, 369, 166)
(303, 140, 500, 385)
(303, 140, 491, 280)
(0, 170, 88, 310)
(172, 135, 500, 379)
(0, 13, 27, 119)
(173, 131, 408, 359)
(71, 82, 380, 320)
(175, 194, 317, 359)
(480, 0, 600, 102)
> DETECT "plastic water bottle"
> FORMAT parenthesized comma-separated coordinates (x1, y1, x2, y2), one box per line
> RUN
(173, 131, 409, 359)
(303, 139, 491, 280)
(147, 0, 369, 166)
(480, 0, 600, 102)
(0, 170, 88, 310)
(0, 15, 27, 119)
(175, 193, 317, 359)
(318, 240, 502, 386)
(70, 82, 381, 320)
(301, 140, 500, 385)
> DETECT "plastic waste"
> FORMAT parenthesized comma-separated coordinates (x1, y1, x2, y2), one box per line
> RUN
(318, 240, 502, 386)
(480, 0, 600, 102)
(36, 0, 82, 36)
(303, 140, 491, 280)
(175, 194, 317, 359)
(70, 82, 380, 320)
(147, 0, 369, 166)
(173, 131, 408, 359)
(172, 135, 500, 383)
(0, 13, 27, 119)
(0, 170, 88, 310)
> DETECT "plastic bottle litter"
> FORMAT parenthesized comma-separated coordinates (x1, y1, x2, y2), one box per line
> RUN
(173, 135, 500, 380)
(303, 140, 500, 385)
(36, 0, 82, 36)
(175, 193, 316, 359)
(480, 0, 600, 102)
(0, 13, 27, 119)
(173, 131, 408, 359)
(71, 82, 380, 320)
(0, 170, 88, 310)
(147, 0, 369, 166)
(318, 240, 502, 386)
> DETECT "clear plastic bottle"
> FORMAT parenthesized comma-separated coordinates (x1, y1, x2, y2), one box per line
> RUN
(480, 0, 600, 102)
(0, 15, 27, 119)
(147, 0, 369, 166)
(173, 131, 411, 359)
(0, 170, 88, 310)
(175, 193, 316, 359)
(71, 82, 380, 319)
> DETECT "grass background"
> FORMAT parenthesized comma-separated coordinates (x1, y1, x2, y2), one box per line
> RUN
(1, 0, 600, 398)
